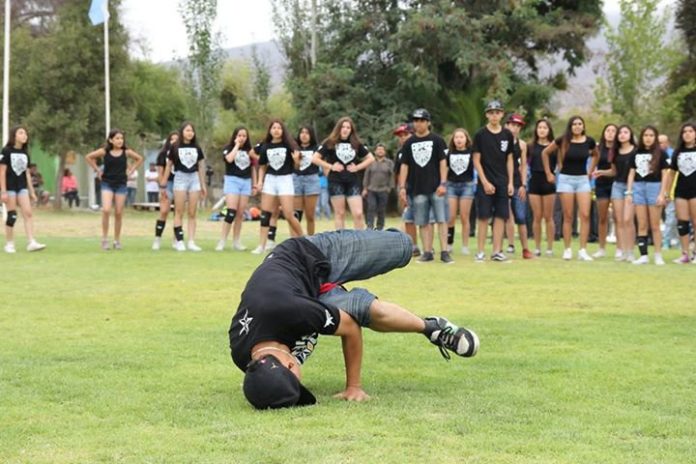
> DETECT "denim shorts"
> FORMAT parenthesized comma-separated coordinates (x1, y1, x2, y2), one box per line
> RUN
(611, 181, 628, 201)
(633, 181, 662, 206)
(173, 172, 201, 192)
(447, 181, 476, 199)
(510, 189, 528, 225)
(293, 173, 321, 196)
(556, 174, 591, 194)
(306, 229, 412, 327)
(224, 175, 252, 196)
(166, 180, 174, 200)
(262, 174, 294, 196)
(101, 181, 128, 195)
(412, 193, 448, 225)
(329, 179, 361, 198)
(6, 188, 29, 197)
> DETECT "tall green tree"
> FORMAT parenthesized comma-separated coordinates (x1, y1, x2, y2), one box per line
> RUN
(272, 0, 602, 143)
(669, 0, 696, 120)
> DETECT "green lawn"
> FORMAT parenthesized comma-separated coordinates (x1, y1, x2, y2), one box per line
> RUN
(1, 210, 695, 463)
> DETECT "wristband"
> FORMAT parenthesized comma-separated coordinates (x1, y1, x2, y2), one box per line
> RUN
(625, 190, 633, 196)
(439, 182, 447, 187)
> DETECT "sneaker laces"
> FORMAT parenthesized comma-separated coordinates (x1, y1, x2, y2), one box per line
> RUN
(436, 326, 458, 361)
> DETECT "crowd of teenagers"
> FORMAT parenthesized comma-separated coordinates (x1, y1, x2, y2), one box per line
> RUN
(2, 104, 696, 264)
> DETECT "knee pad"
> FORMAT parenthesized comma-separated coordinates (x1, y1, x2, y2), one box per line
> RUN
(224, 208, 237, 224)
(260, 210, 272, 227)
(294, 209, 304, 222)
(677, 220, 691, 237)
(6, 210, 17, 227)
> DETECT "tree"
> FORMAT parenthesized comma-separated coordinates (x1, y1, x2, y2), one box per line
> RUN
(272, 0, 603, 144)
(669, 0, 696, 121)
(594, 0, 687, 128)
(178, 0, 223, 149)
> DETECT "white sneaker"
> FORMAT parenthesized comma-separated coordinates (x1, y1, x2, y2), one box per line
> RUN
(27, 240, 46, 252)
(632, 255, 649, 265)
(577, 249, 593, 261)
(614, 250, 625, 261)
(654, 254, 665, 266)
(187, 241, 202, 252)
(625, 252, 635, 263)
(265, 240, 276, 251)
(152, 237, 161, 251)
(251, 245, 265, 255)
(215, 240, 225, 251)
(172, 239, 179, 250)
(562, 248, 572, 260)
(175, 240, 186, 252)
(460, 246, 470, 256)
(4, 242, 16, 253)
(545, 249, 553, 257)
(533, 249, 541, 257)
(233, 241, 247, 251)
(592, 248, 606, 258)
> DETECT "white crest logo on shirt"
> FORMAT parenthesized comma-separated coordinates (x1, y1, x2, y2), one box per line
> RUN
(449, 153, 470, 176)
(179, 147, 198, 169)
(500, 140, 509, 153)
(336, 143, 356, 164)
(412, 141, 434, 167)
(235, 150, 250, 170)
(10, 153, 28, 176)
(634, 153, 652, 178)
(678, 151, 696, 177)
(238, 309, 253, 336)
(300, 150, 314, 171)
(267, 147, 287, 171)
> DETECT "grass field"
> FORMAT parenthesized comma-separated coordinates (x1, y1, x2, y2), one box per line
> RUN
(1, 209, 695, 464)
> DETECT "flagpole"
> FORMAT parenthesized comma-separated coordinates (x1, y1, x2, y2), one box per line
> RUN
(3, 0, 10, 144)
(103, 3, 110, 137)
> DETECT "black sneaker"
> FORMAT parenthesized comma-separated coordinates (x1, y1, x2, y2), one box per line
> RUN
(440, 251, 454, 264)
(417, 251, 434, 262)
(412, 247, 421, 257)
(424, 316, 479, 360)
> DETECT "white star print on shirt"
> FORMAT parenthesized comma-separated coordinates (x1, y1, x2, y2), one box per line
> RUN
(324, 310, 335, 328)
(239, 310, 253, 335)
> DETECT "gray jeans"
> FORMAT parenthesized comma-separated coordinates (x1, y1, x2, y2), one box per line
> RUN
(306, 229, 412, 327)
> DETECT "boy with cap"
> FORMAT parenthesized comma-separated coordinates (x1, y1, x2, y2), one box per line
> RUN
(472, 101, 515, 262)
(504, 113, 534, 259)
(229, 229, 479, 409)
(398, 108, 453, 263)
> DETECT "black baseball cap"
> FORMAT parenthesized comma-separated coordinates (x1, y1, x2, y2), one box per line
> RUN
(410, 108, 431, 121)
(243, 354, 316, 409)
(485, 100, 504, 113)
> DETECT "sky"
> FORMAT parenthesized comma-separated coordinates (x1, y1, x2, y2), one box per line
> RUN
(120, 0, 674, 63)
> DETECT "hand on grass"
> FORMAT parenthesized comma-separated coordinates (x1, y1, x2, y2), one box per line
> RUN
(334, 386, 370, 402)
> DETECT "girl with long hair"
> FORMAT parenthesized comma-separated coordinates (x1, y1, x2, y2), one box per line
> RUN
(668, 122, 696, 263)
(293, 125, 321, 235)
(85, 128, 144, 250)
(528, 119, 556, 256)
(313, 117, 374, 230)
(542, 116, 599, 261)
(626, 126, 670, 265)
(591, 123, 618, 258)
(216, 126, 257, 251)
(152, 131, 178, 250)
(252, 119, 303, 253)
(161, 122, 207, 251)
(446, 128, 475, 255)
(0, 126, 46, 253)
(609, 125, 637, 262)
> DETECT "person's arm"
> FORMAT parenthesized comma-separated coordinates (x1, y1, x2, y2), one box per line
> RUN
(85, 148, 106, 179)
(625, 168, 635, 204)
(436, 157, 447, 197)
(506, 153, 514, 196)
(251, 164, 258, 196)
(473, 151, 494, 194)
(160, 160, 173, 201)
(362, 164, 372, 197)
(256, 165, 267, 191)
(587, 146, 599, 180)
(224, 143, 241, 163)
(541, 141, 557, 184)
(349, 152, 374, 172)
(398, 163, 409, 206)
(657, 167, 670, 207)
(313, 150, 343, 172)
(518, 141, 528, 201)
(126, 149, 144, 176)
(0, 164, 7, 203)
(291, 150, 301, 169)
(197, 159, 208, 198)
(332, 310, 368, 401)
(26, 169, 37, 203)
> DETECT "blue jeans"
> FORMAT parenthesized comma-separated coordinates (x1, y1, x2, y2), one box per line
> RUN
(306, 230, 413, 327)
(315, 186, 331, 219)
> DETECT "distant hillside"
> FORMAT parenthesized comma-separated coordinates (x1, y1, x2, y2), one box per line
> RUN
(222, 40, 286, 90)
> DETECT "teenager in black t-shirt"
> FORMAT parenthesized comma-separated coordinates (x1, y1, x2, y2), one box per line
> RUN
(161, 122, 207, 252)
(590, 124, 618, 258)
(293, 126, 321, 235)
(314, 117, 374, 230)
(608, 125, 637, 262)
(504, 114, 532, 259)
(626, 126, 670, 265)
(216, 126, 257, 252)
(398, 108, 451, 263)
(528, 119, 556, 256)
(0, 126, 46, 253)
(667, 122, 696, 263)
(541, 116, 598, 261)
(86, 128, 144, 251)
(151, 131, 178, 250)
(472, 100, 514, 262)
(229, 229, 479, 409)
(445, 128, 475, 256)
(393, 123, 421, 256)
(252, 119, 303, 254)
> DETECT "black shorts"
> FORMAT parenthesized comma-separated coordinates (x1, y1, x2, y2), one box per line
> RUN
(329, 179, 361, 198)
(595, 181, 613, 200)
(528, 172, 556, 196)
(475, 190, 509, 220)
(675, 186, 696, 200)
